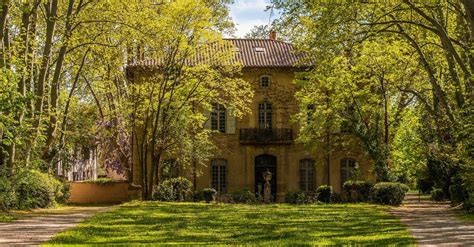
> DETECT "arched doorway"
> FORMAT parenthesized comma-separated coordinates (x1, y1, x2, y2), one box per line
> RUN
(255, 154, 277, 199)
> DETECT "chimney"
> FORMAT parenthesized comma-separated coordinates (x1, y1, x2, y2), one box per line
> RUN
(269, 31, 276, 40)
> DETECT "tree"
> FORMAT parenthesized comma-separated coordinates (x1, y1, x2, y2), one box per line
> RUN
(274, 0, 473, 206)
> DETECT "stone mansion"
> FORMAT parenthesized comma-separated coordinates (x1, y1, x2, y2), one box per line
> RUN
(129, 34, 373, 201)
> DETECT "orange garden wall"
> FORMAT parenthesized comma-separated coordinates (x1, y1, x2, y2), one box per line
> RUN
(68, 181, 140, 204)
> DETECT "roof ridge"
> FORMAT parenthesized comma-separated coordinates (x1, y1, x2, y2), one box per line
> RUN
(224, 38, 293, 45)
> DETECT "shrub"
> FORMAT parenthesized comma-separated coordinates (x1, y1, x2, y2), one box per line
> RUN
(431, 188, 446, 201)
(230, 188, 258, 204)
(153, 183, 175, 201)
(0, 170, 69, 210)
(152, 177, 193, 202)
(371, 182, 409, 206)
(449, 184, 468, 204)
(202, 188, 217, 203)
(343, 180, 373, 202)
(315, 185, 333, 203)
(15, 170, 62, 209)
(0, 176, 17, 211)
(285, 191, 308, 204)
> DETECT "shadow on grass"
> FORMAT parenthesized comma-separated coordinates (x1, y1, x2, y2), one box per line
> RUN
(47, 202, 415, 245)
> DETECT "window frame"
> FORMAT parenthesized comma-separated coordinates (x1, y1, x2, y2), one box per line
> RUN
(211, 159, 227, 193)
(258, 101, 272, 129)
(340, 158, 357, 187)
(211, 103, 226, 133)
(299, 159, 315, 193)
(259, 75, 271, 88)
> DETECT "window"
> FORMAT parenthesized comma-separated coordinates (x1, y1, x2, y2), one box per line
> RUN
(211, 104, 226, 133)
(340, 158, 356, 187)
(300, 159, 315, 193)
(162, 159, 179, 180)
(307, 104, 315, 124)
(258, 102, 272, 129)
(211, 159, 227, 193)
(260, 75, 270, 87)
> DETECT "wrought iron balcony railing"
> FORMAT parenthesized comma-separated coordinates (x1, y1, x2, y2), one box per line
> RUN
(239, 128, 293, 144)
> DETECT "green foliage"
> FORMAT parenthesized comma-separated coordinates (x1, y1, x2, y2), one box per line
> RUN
(48, 202, 415, 245)
(152, 177, 193, 202)
(201, 188, 217, 203)
(0, 176, 17, 211)
(152, 183, 175, 202)
(370, 182, 409, 206)
(285, 191, 312, 204)
(315, 185, 333, 203)
(229, 188, 258, 204)
(430, 188, 447, 202)
(343, 180, 373, 202)
(0, 169, 69, 210)
(84, 178, 115, 186)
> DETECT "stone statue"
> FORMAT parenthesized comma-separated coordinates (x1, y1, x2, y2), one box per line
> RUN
(263, 169, 272, 203)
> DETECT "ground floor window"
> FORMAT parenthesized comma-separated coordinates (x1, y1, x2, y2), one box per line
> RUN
(299, 159, 315, 193)
(340, 158, 357, 187)
(211, 159, 227, 193)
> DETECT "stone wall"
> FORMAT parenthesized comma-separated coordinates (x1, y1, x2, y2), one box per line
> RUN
(68, 181, 140, 204)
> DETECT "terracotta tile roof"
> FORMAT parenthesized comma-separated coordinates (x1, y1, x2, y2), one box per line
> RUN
(227, 39, 304, 67)
(128, 39, 307, 69)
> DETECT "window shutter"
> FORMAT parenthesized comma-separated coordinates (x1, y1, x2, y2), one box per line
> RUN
(203, 109, 211, 129)
(226, 107, 236, 134)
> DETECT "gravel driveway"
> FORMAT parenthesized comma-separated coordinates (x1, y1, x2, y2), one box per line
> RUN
(0, 206, 110, 246)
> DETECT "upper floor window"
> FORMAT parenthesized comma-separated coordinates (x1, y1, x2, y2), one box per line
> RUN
(340, 158, 357, 187)
(300, 159, 315, 193)
(260, 75, 271, 87)
(211, 103, 226, 133)
(258, 102, 272, 129)
(211, 159, 227, 193)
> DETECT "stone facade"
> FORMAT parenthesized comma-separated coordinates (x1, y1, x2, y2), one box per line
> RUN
(130, 38, 374, 201)
(195, 67, 374, 201)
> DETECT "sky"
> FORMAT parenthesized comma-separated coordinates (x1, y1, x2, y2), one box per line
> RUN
(229, 0, 280, 38)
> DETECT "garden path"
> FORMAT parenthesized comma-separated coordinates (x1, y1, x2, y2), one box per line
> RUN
(390, 193, 474, 246)
(0, 206, 110, 246)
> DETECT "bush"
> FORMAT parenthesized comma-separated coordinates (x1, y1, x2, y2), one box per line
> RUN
(202, 188, 217, 203)
(285, 191, 308, 204)
(343, 180, 373, 202)
(370, 182, 409, 206)
(152, 177, 193, 202)
(153, 183, 175, 201)
(315, 185, 333, 203)
(431, 188, 446, 201)
(449, 184, 468, 204)
(0, 169, 70, 210)
(230, 188, 258, 204)
(0, 176, 17, 211)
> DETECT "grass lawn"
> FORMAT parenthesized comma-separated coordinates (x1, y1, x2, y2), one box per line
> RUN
(47, 202, 414, 245)
(0, 213, 17, 222)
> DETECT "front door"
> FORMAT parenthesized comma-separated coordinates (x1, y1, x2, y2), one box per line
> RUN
(255, 154, 277, 200)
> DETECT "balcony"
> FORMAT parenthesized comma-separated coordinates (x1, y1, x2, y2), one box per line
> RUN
(239, 128, 293, 145)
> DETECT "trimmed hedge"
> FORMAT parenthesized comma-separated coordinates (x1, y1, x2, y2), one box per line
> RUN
(316, 185, 333, 203)
(371, 182, 409, 206)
